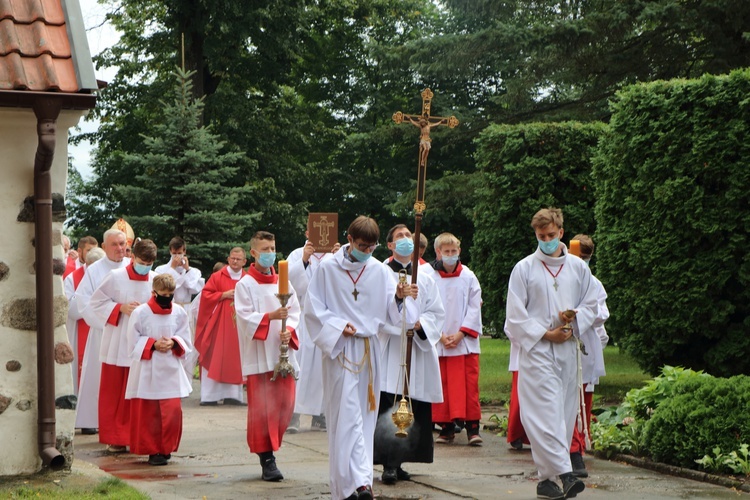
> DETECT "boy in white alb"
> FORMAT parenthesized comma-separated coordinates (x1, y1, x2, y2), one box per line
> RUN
(234, 231, 301, 482)
(305, 216, 417, 500)
(126, 274, 193, 466)
(431, 233, 484, 446)
(505, 208, 598, 500)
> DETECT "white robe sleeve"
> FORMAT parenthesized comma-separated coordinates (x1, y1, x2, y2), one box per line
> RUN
(305, 268, 350, 359)
(505, 261, 549, 353)
(83, 273, 119, 330)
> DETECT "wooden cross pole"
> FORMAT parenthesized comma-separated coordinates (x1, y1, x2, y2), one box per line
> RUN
(392, 88, 459, 396)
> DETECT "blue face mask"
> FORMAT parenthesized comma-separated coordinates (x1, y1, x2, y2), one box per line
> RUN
(394, 238, 414, 257)
(442, 255, 459, 266)
(256, 252, 276, 269)
(538, 238, 560, 256)
(350, 246, 372, 263)
(133, 262, 152, 275)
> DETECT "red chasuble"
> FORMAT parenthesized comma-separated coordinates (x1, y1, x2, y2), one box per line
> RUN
(194, 266, 247, 384)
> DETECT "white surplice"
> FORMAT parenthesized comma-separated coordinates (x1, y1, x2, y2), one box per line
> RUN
(125, 303, 193, 399)
(433, 263, 483, 357)
(379, 260, 444, 403)
(580, 276, 609, 390)
(305, 246, 411, 500)
(84, 268, 155, 367)
(234, 271, 300, 377)
(505, 246, 599, 481)
(153, 262, 203, 306)
(74, 257, 130, 428)
(287, 246, 333, 415)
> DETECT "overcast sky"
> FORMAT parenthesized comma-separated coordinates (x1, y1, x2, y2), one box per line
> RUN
(69, 0, 120, 180)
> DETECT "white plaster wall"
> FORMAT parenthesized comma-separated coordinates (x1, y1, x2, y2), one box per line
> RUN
(0, 107, 87, 475)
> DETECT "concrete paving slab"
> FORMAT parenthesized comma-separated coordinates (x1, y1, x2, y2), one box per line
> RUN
(73, 383, 746, 499)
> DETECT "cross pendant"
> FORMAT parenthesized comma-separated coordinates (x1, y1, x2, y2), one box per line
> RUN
(352, 287, 359, 301)
(553, 280, 559, 291)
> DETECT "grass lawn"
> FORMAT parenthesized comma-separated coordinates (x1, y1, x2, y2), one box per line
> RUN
(0, 477, 147, 500)
(479, 337, 650, 408)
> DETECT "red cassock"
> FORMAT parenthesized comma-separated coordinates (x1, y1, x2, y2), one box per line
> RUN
(63, 255, 77, 279)
(194, 267, 247, 384)
(71, 266, 90, 390)
(432, 353, 482, 422)
(507, 371, 530, 446)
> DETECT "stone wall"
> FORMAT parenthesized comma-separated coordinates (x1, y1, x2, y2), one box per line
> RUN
(0, 108, 87, 475)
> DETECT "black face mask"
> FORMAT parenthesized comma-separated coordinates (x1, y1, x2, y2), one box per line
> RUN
(154, 293, 174, 309)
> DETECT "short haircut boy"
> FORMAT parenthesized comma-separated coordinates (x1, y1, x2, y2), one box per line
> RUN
(347, 216, 379, 244)
(571, 234, 594, 259)
(434, 232, 460, 251)
(153, 273, 176, 293)
(531, 207, 564, 230)
(250, 231, 275, 249)
(133, 239, 158, 262)
(169, 237, 186, 251)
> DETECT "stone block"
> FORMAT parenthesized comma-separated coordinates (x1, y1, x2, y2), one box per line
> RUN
(5, 360, 21, 372)
(1, 296, 68, 331)
(0, 262, 8, 281)
(0, 394, 11, 415)
(16, 194, 67, 223)
(54, 342, 73, 364)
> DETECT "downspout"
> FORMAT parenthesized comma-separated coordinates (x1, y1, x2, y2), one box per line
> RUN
(33, 97, 65, 469)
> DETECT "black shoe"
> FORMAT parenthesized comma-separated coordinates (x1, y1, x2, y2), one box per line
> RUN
(199, 401, 218, 406)
(222, 398, 247, 406)
(570, 452, 588, 478)
(311, 414, 327, 431)
(356, 485, 373, 500)
(381, 467, 397, 485)
(537, 479, 564, 500)
(560, 472, 585, 498)
(164, 454, 172, 460)
(396, 466, 411, 481)
(148, 454, 168, 466)
(80, 428, 98, 435)
(510, 438, 524, 450)
(261, 457, 284, 481)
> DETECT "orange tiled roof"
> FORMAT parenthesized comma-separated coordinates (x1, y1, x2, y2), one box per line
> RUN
(0, 0, 81, 92)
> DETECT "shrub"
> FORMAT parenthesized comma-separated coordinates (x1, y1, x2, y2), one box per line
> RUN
(472, 121, 605, 330)
(592, 68, 750, 376)
(642, 374, 750, 468)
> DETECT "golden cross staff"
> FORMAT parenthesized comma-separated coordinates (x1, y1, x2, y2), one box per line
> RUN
(392, 88, 459, 397)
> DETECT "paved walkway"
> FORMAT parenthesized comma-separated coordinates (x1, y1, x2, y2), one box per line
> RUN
(73, 385, 744, 499)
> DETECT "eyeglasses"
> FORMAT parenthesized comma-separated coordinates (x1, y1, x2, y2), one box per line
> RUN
(353, 242, 378, 252)
(228, 257, 246, 262)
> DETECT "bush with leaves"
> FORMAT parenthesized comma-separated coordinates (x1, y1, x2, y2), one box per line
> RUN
(591, 366, 750, 472)
(642, 373, 750, 469)
(472, 122, 605, 331)
(592, 68, 750, 376)
(591, 366, 706, 457)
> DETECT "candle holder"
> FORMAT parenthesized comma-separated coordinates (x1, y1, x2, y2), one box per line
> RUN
(271, 292, 297, 381)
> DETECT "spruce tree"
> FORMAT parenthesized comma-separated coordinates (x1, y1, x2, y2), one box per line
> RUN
(115, 67, 260, 271)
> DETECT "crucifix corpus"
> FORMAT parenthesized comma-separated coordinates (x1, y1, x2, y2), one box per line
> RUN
(390, 88, 459, 430)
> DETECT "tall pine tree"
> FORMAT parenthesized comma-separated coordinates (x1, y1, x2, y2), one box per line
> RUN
(115, 67, 261, 271)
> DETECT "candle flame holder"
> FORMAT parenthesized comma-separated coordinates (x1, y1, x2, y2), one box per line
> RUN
(271, 292, 297, 381)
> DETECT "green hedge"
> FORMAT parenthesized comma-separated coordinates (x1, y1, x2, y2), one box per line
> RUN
(642, 374, 750, 469)
(472, 122, 605, 332)
(592, 69, 750, 376)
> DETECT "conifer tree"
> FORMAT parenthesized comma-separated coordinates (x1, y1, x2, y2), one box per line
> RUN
(115, 67, 260, 271)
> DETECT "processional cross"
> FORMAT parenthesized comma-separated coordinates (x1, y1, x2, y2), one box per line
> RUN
(391, 88, 459, 399)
